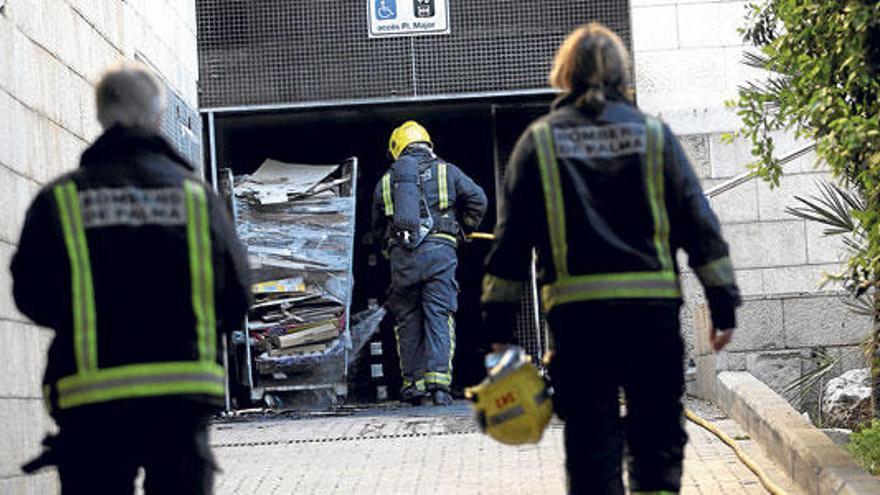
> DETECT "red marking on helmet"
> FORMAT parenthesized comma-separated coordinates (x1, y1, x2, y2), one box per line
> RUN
(495, 392, 516, 409)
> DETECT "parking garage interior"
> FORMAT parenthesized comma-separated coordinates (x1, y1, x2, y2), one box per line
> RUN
(205, 93, 553, 397)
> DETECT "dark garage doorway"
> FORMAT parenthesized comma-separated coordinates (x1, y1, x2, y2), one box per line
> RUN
(207, 94, 552, 399)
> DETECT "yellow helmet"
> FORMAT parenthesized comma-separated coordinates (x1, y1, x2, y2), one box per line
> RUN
(389, 121, 432, 160)
(465, 347, 553, 445)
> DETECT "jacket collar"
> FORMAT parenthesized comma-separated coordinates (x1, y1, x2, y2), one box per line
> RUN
(402, 144, 436, 160)
(80, 125, 193, 171)
(550, 89, 631, 112)
(551, 92, 579, 110)
(399, 146, 438, 171)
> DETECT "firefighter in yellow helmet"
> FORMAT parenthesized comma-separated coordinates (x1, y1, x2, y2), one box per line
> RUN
(481, 24, 740, 494)
(372, 121, 488, 405)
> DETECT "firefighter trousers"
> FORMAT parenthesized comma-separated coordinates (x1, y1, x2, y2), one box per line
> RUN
(387, 241, 458, 393)
(54, 400, 217, 494)
(547, 301, 688, 495)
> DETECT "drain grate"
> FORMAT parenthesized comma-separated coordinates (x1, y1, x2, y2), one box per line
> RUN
(212, 428, 482, 448)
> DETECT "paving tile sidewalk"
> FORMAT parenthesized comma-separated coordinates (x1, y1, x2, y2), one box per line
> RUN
(210, 402, 802, 494)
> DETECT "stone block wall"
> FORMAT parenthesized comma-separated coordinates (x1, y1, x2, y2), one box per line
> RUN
(0, 1, 198, 491)
(631, 0, 871, 407)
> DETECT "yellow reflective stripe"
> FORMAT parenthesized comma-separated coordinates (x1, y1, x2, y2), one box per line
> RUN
(402, 379, 426, 392)
(425, 372, 452, 385)
(438, 163, 449, 210)
(430, 233, 458, 245)
(70, 184, 98, 371)
(481, 274, 524, 304)
(542, 271, 681, 309)
(195, 183, 217, 361)
(185, 182, 207, 360)
(695, 256, 735, 287)
(56, 361, 225, 409)
(184, 181, 217, 362)
(645, 118, 673, 270)
(532, 123, 569, 277)
(382, 173, 394, 216)
(54, 182, 97, 372)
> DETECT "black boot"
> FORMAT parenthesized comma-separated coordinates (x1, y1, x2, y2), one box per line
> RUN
(401, 385, 426, 406)
(432, 389, 453, 406)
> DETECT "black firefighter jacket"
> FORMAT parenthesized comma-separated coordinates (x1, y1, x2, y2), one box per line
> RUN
(10, 126, 251, 419)
(482, 96, 741, 343)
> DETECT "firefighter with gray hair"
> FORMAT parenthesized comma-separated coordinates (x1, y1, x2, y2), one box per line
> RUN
(481, 23, 741, 494)
(11, 63, 250, 494)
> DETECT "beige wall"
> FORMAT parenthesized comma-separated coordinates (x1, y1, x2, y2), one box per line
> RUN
(630, 0, 868, 404)
(0, 0, 198, 491)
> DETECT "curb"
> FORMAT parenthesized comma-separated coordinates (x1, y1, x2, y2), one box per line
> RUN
(716, 371, 880, 495)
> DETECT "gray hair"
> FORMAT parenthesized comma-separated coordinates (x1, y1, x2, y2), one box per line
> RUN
(95, 63, 166, 131)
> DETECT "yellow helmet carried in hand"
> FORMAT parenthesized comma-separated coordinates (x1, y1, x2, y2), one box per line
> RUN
(389, 121, 432, 160)
(465, 346, 553, 445)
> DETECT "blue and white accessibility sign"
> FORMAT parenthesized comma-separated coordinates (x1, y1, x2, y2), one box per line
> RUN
(375, 0, 397, 20)
(368, 0, 450, 38)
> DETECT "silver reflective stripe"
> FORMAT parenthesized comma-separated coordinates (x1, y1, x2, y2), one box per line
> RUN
(534, 390, 550, 406)
(543, 271, 681, 309)
(550, 277, 679, 296)
(60, 372, 224, 396)
(55, 362, 226, 409)
(447, 314, 456, 375)
(488, 404, 526, 426)
(695, 256, 735, 287)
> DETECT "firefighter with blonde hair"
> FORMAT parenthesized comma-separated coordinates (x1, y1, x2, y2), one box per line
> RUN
(481, 24, 740, 494)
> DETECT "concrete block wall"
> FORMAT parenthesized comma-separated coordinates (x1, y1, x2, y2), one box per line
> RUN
(631, 0, 871, 406)
(0, 0, 198, 491)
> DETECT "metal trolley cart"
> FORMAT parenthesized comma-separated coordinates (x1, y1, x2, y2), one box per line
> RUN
(220, 158, 358, 407)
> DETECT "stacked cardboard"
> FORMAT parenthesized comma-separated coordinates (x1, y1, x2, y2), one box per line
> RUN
(247, 277, 345, 357)
(233, 159, 356, 377)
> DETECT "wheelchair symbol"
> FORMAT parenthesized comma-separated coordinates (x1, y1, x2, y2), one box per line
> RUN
(376, 0, 397, 20)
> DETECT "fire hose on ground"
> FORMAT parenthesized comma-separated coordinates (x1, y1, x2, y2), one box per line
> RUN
(466, 232, 787, 495)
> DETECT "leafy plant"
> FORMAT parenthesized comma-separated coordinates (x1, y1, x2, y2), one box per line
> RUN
(730, 0, 880, 417)
(847, 420, 880, 475)
(781, 348, 838, 415)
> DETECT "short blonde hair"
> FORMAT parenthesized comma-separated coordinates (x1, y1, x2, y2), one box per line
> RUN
(549, 23, 633, 112)
(95, 63, 166, 131)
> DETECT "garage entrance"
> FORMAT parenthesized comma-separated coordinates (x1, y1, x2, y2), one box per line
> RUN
(206, 94, 552, 398)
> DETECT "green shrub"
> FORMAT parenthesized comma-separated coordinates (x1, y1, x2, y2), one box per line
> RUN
(847, 420, 880, 476)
